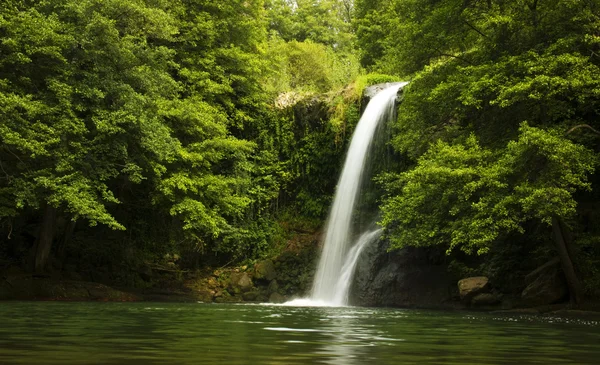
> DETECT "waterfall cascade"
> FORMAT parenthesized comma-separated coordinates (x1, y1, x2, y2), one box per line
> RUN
(286, 82, 407, 307)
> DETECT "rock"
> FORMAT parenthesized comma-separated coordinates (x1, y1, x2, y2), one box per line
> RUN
(195, 290, 214, 303)
(254, 260, 277, 282)
(269, 292, 286, 303)
(458, 277, 490, 301)
(471, 293, 501, 306)
(229, 272, 253, 292)
(267, 279, 279, 294)
(350, 242, 457, 309)
(242, 291, 259, 301)
(521, 259, 568, 307)
(525, 258, 560, 284)
(363, 82, 406, 100)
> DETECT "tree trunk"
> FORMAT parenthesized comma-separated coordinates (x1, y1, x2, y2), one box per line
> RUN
(551, 216, 583, 305)
(34, 205, 56, 273)
(57, 218, 77, 266)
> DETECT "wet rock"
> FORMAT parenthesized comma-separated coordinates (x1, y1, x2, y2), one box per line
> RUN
(269, 292, 286, 303)
(458, 277, 490, 301)
(351, 241, 457, 309)
(521, 259, 567, 307)
(363, 82, 406, 101)
(254, 260, 277, 282)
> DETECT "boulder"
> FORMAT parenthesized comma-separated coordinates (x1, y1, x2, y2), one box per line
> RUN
(242, 291, 260, 301)
(229, 272, 253, 292)
(267, 279, 279, 294)
(521, 259, 568, 307)
(269, 292, 286, 304)
(471, 293, 501, 306)
(195, 290, 214, 303)
(458, 277, 490, 301)
(350, 242, 457, 309)
(254, 260, 277, 282)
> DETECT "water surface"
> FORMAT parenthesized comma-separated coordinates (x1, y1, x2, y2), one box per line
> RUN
(0, 302, 598, 364)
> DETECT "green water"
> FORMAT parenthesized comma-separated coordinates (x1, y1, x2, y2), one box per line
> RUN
(0, 302, 598, 364)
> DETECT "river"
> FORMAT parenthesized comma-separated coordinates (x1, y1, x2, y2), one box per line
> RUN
(0, 302, 598, 364)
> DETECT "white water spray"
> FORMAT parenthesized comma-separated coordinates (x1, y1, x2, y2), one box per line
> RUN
(298, 82, 408, 307)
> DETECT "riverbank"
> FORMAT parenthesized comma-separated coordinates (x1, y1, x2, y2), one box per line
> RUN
(3, 275, 600, 322)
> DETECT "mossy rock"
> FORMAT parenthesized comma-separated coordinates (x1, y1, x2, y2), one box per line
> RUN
(254, 260, 277, 282)
(242, 291, 260, 301)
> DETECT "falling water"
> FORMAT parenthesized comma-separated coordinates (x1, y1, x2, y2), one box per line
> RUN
(331, 229, 382, 305)
(308, 82, 408, 306)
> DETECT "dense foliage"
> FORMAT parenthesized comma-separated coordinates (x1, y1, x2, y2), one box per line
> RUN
(0, 0, 362, 280)
(357, 0, 600, 299)
(3, 0, 600, 304)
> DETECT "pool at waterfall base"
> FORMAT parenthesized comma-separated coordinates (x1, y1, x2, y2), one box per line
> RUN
(0, 301, 598, 364)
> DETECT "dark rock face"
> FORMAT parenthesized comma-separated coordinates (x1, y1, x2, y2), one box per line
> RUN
(350, 240, 458, 308)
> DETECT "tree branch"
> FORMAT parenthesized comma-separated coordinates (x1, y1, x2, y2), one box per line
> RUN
(462, 20, 489, 39)
(434, 49, 474, 65)
(565, 124, 600, 136)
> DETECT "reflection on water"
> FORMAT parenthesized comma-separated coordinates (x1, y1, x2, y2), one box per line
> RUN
(0, 302, 598, 364)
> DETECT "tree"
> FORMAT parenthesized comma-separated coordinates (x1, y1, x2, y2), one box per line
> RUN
(380, 124, 596, 303)
(0, 0, 183, 270)
(0, 0, 286, 271)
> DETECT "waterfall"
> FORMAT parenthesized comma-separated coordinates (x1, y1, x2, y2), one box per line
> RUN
(308, 82, 408, 306)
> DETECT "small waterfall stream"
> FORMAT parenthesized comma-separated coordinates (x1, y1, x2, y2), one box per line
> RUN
(286, 82, 407, 307)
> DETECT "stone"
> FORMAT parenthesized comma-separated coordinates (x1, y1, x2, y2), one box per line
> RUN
(350, 242, 457, 309)
(269, 292, 286, 303)
(195, 290, 214, 303)
(207, 277, 219, 288)
(521, 260, 568, 307)
(458, 277, 490, 301)
(242, 291, 259, 301)
(267, 279, 279, 294)
(363, 82, 406, 100)
(471, 293, 501, 306)
(254, 260, 277, 282)
(229, 272, 253, 292)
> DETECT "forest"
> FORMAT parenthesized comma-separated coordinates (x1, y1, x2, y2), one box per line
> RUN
(1, 0, 600, 307)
